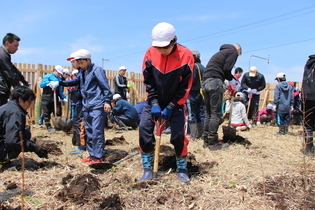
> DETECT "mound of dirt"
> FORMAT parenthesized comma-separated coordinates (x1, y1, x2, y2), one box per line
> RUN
(57, 174, 100, 203)
(106, 136, 129, 146)
(8, 158, 61, 171)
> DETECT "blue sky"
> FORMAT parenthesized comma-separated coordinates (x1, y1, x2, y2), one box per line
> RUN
(1, 0, 315, 83)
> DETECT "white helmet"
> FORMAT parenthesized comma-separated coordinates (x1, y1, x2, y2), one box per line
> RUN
(113, 94, 121, 101)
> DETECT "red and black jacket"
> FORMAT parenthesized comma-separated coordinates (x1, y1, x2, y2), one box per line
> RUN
(142, 44, 194, 109)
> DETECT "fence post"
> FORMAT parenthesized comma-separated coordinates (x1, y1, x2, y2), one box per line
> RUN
(34, 64, 43, 123)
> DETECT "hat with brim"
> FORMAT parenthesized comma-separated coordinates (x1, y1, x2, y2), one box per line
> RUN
(66, 52, 77, 61)
(54, 65, 63, 74)
(74, 49, 91, 59)
(151, 22, 175, 47)
(249, 66, 258, 77)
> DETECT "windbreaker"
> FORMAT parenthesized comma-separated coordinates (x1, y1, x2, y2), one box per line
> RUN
(274, 81, 294, 114)
(142, 44, 194, 108)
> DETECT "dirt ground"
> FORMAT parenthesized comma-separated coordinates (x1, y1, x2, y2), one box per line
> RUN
(0, 122, 314, 210)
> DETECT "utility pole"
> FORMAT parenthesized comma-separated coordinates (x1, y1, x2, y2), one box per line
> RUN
(102, 58, 110, 69)
(249, 55, 270, 68)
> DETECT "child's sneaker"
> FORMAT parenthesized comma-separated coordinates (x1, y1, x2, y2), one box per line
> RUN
(81, 156, 94, 163)
(89, 157, 105, 164)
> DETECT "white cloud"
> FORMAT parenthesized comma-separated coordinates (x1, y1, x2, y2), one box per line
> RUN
(69, 35, 103, 53)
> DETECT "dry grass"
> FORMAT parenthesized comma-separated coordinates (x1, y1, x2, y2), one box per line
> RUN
(0, 123, 314, 210)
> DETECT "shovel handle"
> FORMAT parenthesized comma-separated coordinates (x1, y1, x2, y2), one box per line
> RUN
(153, 118, 167, 178)
(53, 88, 57, 118)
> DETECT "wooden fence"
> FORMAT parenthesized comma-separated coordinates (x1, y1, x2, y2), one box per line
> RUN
(16, 62, 298, 122)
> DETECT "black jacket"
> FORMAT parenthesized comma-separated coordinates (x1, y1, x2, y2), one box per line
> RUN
(0, 100, 37, 159)
(302, 54, 315, 101)
(114, 74, 128, 100)
(0, 46, 28, 96)
(241, 72, 266, 91)
(203, 44, 239, 82)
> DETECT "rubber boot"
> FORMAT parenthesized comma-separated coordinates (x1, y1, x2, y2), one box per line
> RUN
(196, 122, 204, 139)
(301, 132, 315, 156)
(116, 119, 128, 131)
(284, 125, 289, 135)
(275, 125, 285, 135)
(176, 156, 190, 184)
(203, 136, 210, 148)
(189, 121, 197, 141)
(139, 153, 154, 181)
(207, 135, 229, 151)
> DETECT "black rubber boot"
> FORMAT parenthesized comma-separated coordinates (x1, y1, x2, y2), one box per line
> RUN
(196, 122, 204, 139)
(207, 136, 229, 151)
(301, 132, 315, 156)
(203, 136, 210, 148)
(189, 121, 197, 141)
(275, 125, 285, 135)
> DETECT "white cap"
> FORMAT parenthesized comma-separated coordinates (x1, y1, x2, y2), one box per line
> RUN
(119, 66, 127, 70)
(235, 92, 243, 98)
(63, 69, 70, 75)
(249, 66, 258, 77)
(267, 104, 273, 110)
(54, 65, 63, 74)
(275, 72, 285, 80)
(151, 22, 176, 47)
(113, 94, 121, 100)
(74, 49, 91, 60)
(66, 52, 77, 61)
(72, 69, 79, 76)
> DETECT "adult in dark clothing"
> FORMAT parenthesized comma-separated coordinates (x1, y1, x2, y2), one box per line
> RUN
(202, 44, 242, 150)
(114, 66, 132, 100)
(111, 94, 139, 130)
(0, 86, 48, 169)
(0, 33, 29, 106)
(301, 54, 315, 156)
(241, 66, 266, 121)
(273, 73, 294, 135)
(187, 50, 205, 141)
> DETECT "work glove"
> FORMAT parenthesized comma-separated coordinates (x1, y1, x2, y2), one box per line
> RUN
(251, 89, 257, 94)
(151, 102, 161, 117)
(247, 88, 252, 93)
(127, 84, 134, 88)
(47, 81, 60, 89)
(61, 98, 68, 103)
(34, 145, 48, 159)
(228, 79, 238, 86)
(248, 124, 252, 129)
(161, 103, 176, 120)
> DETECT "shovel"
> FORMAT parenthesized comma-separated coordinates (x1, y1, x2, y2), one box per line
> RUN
(59, 96, 73, 133)
(89, 151, 139, 169)
(51, 89, 62, 130)
(153, 118, 167, 179)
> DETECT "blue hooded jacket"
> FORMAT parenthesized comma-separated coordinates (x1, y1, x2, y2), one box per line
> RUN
(274, 81, 294, 114)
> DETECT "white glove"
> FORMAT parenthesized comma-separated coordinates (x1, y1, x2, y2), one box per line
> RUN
(257, 122, 261, 125)
(228, 79, 238, 86)
(61, 98, 68, 103)
(251, 89, 257, 94)
(48, 81, 60, 89)
(247, 88, 252, 93)
(248, 124, 252, 129)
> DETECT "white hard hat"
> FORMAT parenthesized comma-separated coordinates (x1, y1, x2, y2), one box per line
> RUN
(151, 22, 176, 47)
(74, 49, 91, 60)
(113, 94, 121, 100)
(119, 66, 127, 70)
(54, 65, 63, 74)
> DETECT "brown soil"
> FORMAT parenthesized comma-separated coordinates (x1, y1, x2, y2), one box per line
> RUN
(0, 123, 314, 209)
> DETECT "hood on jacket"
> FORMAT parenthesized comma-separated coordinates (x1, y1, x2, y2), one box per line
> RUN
(277, 81, 291, 92)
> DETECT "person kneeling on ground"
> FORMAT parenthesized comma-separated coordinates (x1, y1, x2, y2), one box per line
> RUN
(0, 86, 48, 169)
(111, 94, 139, 130)
(225, 92, 251, 131)
(257, 103, 275, 125)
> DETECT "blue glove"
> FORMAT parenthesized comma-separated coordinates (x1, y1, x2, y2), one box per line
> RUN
(161, 103, 176, 120)
(151, 102, 161, 117)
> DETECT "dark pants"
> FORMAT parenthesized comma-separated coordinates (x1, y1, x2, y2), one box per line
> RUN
(243, 92, 260, 120)
(303, 100, 315, 133)
(72, 103, 84, 146)
(276, 113, 291, 125)
(139, 101, 189, 157)
(202, 78, 224, 137)
(187, 90, 203, 123)
(83, 108, 106, 159)
(42, 100, 62, 129)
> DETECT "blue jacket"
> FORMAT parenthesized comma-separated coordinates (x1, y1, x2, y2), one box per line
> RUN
(274, 81, 294, 114)
(60, 63, 112, 111)
(112, 99, 138, 122)
(40, 73, 66, 101)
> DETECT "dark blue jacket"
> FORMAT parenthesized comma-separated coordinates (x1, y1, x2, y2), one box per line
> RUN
(274, 81, 294, 114)
(112, 99, 138, 123)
